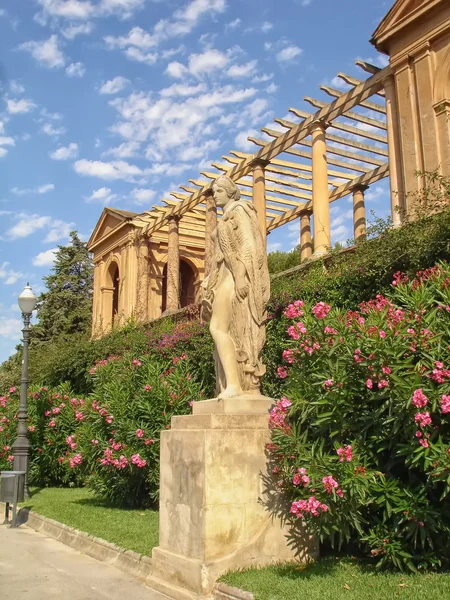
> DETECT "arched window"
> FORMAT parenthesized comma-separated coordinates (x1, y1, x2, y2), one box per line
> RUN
(160, 259, 197, 314)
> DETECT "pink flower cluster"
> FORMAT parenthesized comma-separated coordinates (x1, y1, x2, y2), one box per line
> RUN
(429, 362, 450, 384)
(75, 411, 85, 421)
(131, 453, 146, 468)
(136, 429, 145, 438)
(66, 435, 77, 451)
(392, 271, 409, 287)
(269, 397, 291, 430)
(440, 395, 450, 414)
(293, 467, 310, 486)
(144, 385, 152, 392)
(415, 412, 432, 428)
(290, 496, 328, 518)
(69, 454, 82, 469)
(312, 302, 331, 319)
(287, 322, 307, 340)
(284, 300, 305, 319)
(412, 389, 428, 408)
(322, 475, 339, 494)
(100, 447, 128, 469)
(277, 366, 288, 379)
(323, 378, 333, 389)
(336, 445, 353, 462)
(282, 349, 296, 364)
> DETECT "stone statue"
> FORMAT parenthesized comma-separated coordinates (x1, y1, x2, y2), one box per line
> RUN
(201, 176, 270, 399)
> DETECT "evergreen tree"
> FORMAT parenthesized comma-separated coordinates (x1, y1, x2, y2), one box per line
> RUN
(32, 232, 93, 344)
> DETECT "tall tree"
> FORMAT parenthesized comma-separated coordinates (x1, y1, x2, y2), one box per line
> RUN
(32, 232, 93, 344)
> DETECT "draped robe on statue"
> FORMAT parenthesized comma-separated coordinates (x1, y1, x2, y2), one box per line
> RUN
(203, 200, 270, 395)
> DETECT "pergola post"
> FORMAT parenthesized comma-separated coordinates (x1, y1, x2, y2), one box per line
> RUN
(300, 211, 313, 262)
(165, 215, 180, 313)
(352, 184, 368, 242)
(311, 120, 330, 256)
(384, 74, 405, 227)
(136, 234, 149, 320)
(204, 190, 217, 276)
(251, 159, 269, 241)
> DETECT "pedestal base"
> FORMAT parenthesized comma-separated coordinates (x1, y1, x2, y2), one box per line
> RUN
(147, 411, 314, 598)
(192, 395, 274, 415)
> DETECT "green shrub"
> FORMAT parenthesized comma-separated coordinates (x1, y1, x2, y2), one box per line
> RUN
(269, 262, 450, 571)
(68, 352, 206, 508)
(0, 383, 84, 487)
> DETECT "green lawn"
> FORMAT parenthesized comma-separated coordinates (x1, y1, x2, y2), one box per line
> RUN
(220, 558, 450, 600)
(20, 487, 159, 556)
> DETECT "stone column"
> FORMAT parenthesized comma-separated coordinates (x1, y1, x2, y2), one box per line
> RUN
(165, 216, 180, 313)
(204, 189, 217, 277)
(136, 234, 149, 322)
(100, 286, 114, 332)
(311, 120, 330, 256)
(352, 185, 368, 242)
(384, 75, 405, 227)
(434, 100, 450, 178)
(300, 211, 312, 262)
(251, 159, 269, 241)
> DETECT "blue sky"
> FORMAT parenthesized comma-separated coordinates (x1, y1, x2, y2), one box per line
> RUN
(0, 0, 393, 363)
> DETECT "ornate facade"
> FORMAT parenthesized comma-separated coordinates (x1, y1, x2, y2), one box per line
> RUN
(89, 0, 450, 336)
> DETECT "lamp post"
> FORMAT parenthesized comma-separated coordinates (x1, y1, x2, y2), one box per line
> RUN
(12, 283, 37, 498)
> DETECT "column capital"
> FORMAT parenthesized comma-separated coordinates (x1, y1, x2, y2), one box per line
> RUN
(310, 119, 329, 133)
(300, 208, 313, 217)
(203, 188, 215, 198)
(352, 184, 369, 194)
(167, 214, 180, 223)
(250, 158, 270, 170)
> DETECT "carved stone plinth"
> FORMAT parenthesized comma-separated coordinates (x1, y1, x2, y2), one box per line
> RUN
(146, 411, 314, 599)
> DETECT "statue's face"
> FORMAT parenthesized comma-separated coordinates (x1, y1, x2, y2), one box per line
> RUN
(212, 183, 230, 208)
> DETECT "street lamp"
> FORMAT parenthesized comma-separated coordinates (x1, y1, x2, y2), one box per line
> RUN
(12, 283, 38, 497)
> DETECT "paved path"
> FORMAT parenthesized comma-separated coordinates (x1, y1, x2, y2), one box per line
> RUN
(0, 524, 159, 599)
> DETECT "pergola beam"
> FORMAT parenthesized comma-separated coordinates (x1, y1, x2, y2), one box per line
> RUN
(320, 85, 386, 115)
(337, 72, 385, 96)
(303, 97, 387, 130)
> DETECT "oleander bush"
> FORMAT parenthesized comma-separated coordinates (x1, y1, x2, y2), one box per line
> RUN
(269, 261, 450, 571)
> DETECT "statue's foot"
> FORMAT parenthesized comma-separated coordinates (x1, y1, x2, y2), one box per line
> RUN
(218, 385, 242, 399)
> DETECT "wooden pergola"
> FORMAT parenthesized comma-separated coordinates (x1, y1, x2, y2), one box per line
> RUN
(134, 60, 403, 312)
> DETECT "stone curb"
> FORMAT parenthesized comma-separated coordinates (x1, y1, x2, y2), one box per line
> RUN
(214, 583, 254, 600)
(0, 504, 153, 581)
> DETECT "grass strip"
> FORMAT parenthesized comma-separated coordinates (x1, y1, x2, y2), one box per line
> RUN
(20, 487, 158, 556)
(220, 557, 450, 600)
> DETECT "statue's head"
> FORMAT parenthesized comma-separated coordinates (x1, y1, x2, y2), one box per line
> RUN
(212, 176, 241, 208)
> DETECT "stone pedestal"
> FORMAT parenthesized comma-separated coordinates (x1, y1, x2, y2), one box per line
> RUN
(147, 404, 311, 599)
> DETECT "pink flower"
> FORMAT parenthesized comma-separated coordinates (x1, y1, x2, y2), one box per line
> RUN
(379, 330, 386, 339)
(336, 445, 353, 462)
(419, 439, 429, 448)
(382, 366, 391, 375)
(144, 439, 154, 445)
(7, 455, 14, 462)
(69, 454, 83, 468)
(132, 359, 142, 367)
(366, 379, 373, 389)
(293, 474, 302, 486)
(440, 395, 450, 414)
(91, 439, 99, 445)
(312, 302, 331, 319)
(323, 379, 333, 389)
(412, 389, 428, 408)
(378, 380, 389, 389)
(336, 489, 344, 498)
(144, 385, 152, 392)
(290, 496, 328, 518)
(284, 301, 305, 319)
(75, 411, 85, 421)
(106, 416, 113, 424)
(48, 420, 56, 428)
(415, 431, 423, 438)
(322, 475, 339, 494)
(324, 327, 338, 335)
(52, 407, 61, 415)
(27, 425, 35, 432)
(9, 387, 16, 394)
(44, 410, 51, 417)
(277, 366, 288, 379)
(136, 429, 145, 438)
(131, 453, 146, 468)
(415, 412, 432, 428)
(57, 457, 64, 463)
(282, 349, 295, 364)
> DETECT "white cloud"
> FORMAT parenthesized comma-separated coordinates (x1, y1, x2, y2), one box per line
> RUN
(49, 143, 79, 160)
(19, 35, 65, 69)
(227, 60, 257, 79)
(6, 98, 36, 114)
(266, 82, 278, 93)
(267, 241, 282, 252)
(104, 0, 227, 61)
(0, 136, 15, 158)
(160, 82, 207, 97)
(33, 248, 58, 267)
(0, 262, 24, 285)
(330, 76, 349, 89)
(62, 22, 94, 39)
(261, 21, 273, 33)
(226, 18, 241, 30)
(66, 61, 85, 77)
(182, 48, 230, 78)
(11, 184, 54, 195)
(165, 61, 188, 79)
(365, 185, 387, 202)
(99, 76, 130, 95)
(86, 187, 117, 204)
(10, 80, 25, 94)
(0, 316, 23, 340)
(102, 141, 140, 158)
(74, 158, 148, 182)
(124, 47, 158, 65)
(5, 213, 73, 242)
(40, 108, 63, 120)
(330, 224, 350, 244)
(277, 45, 303, 62)
(37, 183, 55, 194)
(35, 0, 145, 22)
(130, 188, 156, 205)
(41, 122, 67, 137)
(234, 129, 260, 151)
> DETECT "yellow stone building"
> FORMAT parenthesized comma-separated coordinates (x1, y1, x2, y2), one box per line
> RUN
(88, 0, 450, 336)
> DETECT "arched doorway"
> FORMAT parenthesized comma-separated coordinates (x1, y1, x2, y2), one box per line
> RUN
(112, 264, 120, 325)
(161, 259, 197, 313)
